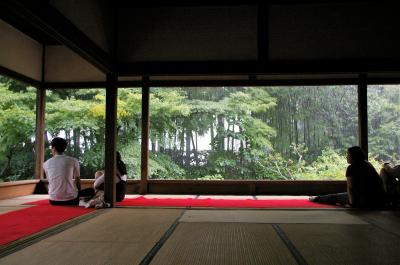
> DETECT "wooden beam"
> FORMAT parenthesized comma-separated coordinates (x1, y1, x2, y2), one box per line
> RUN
(0, 65, 41, 87)
(118, 60, 400, 76)
(140, 76, 150, 194)
(118, 78, 358, 88)
(34, 87, 46, 179)
(358, 74, 368, 156)
(43, 77, 361, 89)
(0, 180, 39, 200)
(365, 77, 400, 85)
(104, 74, 118, 207)
(37, 76, 400, 89)
(34, 45, 46, 180)
(116, 0, 372, 8)
(44, 82, 107, 89)
(147, 180, 347, 196)
(0, 0, 114, 74)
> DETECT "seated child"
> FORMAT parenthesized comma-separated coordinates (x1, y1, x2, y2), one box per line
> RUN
(79, 171, 108, 209)
(83, 171, 107, 208)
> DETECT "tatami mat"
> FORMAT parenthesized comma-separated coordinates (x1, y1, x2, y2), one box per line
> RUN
(0, 208, 183, 265)
(280, 223, 400, 265)
(180, 210, 368, 224)
(150, 222, 297, 265)
(0, 196, 48, 206)
(0, 206, 31, 215)
(350, 211, 400, 237)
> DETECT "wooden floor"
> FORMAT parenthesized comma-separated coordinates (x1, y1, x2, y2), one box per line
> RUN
(1, 195, 400, 265)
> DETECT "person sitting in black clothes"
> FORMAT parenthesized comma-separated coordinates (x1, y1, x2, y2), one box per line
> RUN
(310, 146, 385, 208)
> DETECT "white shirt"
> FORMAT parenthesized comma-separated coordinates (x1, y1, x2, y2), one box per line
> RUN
(94, 174, 127, 190)
(43, 155, 80, 201)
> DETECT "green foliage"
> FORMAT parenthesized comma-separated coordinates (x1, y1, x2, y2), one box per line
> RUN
(150, 88, 191, 134)
(368, 85, 400, 162)
(81, 146, 105, 177)
(208, 151, 237, 177)
(196, 174, 224, 180)
(0, 82, 36, 181)
(242, 117, 276, 150)
(117, 141, 141, 179)
(46, 98, 100, 134)
(149, 153, 185, 180)
(1, 76, 399, 183)
(299, 149, 348, 180)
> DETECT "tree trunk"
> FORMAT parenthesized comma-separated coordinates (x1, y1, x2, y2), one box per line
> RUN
(191, 133, 199, 166)
(226, 124, 231, 152)
(217, 115, 225, 151)
(159, 133, 165, 153)
(185, 129, 191, 166)
(180, 131, 185, 166)
(231, 124, 235, 151)
(65, 130, 72, 154)
(151, 135, 156, 152)
(44, 131, 49, 147)
(83, 133, 89, 152)
(210, 121, 214, 151)
(73, 129, 80, 158)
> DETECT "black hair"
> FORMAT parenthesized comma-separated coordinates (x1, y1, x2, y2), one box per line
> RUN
(347, 146, 366, 162)
(51, 137, 67, 153)
(116, 151, 127, 176)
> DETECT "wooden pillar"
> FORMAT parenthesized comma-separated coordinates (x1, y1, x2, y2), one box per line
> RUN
(358, 74, 368, 157)
(34, 87, 46, 179)
(35, 45, 46, 180)
(140, 76, 150, 194)
(104, 74, 118, 206)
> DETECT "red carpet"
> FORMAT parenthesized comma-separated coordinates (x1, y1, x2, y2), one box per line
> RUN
(117, 196, 338, 208)
(0, 201, 93, 245)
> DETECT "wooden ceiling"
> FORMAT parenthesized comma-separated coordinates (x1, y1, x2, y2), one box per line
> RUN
(1, 0, 399, 80)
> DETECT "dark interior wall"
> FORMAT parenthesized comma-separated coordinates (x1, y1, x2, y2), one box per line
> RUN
(269, 2, 400, 61)
(116, 2, 400, 65)
(49, 0, 114, 53)
(117, 6, 258, 62)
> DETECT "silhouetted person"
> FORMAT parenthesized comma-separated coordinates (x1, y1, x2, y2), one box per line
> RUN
(311, 146, 385, 208)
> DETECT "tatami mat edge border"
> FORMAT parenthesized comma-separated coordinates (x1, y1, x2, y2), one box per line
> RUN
(139, 210, 185, 265)
(272, 224, 309, 265)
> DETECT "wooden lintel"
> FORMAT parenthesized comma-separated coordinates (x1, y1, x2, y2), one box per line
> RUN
(118, 60, 400, 76)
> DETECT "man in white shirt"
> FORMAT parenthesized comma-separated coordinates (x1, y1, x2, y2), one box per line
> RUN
(44, 137, 93, 205)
